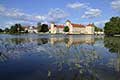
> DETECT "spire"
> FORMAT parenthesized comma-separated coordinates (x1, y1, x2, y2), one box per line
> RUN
(51, 21, 55, 24)
(66, 20, 71, 23)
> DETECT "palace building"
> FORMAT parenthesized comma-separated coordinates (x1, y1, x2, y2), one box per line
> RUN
(49, 20, 94, 34)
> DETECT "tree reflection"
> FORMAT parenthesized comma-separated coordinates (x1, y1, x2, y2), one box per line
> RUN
(2, 38, 29, 45)
(104, 37, 120, 54)
(104, 37, 120, 72)
(0, 34, 120, 80)
(2, 38, 48, 45)
(37, 38, 48, 45)
(64, 38, 69, 44)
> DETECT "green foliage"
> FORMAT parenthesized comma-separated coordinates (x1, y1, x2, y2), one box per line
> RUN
(104, 17, 120, 35)
(4, 28, 9, 33)
(104, 37, 120, 54)
(9, 24, 24, 34)
(37, 23, 49, 32)
(41, 24, 49, 32)
(94, 25, 103, 32)
(0, 28, 3, 33)
(64, 26, 69, 32)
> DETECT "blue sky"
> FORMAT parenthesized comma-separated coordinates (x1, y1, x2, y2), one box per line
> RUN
(0, 0, 120, 29)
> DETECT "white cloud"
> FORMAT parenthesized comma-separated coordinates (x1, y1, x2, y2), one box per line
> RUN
(0, 5, 68, 28)
(47, 8, 68, 22)
(82, 20, 108, 28)
(0, 5, 68, 25)
(34, 15, 46, 21)
(0, 20, 37, 29)
(66, 2, 102, 19)
(81, 8, 101, 19)
(1, 9, 68, 28)
(94, 20, 109, 28)
(0, 5, 46, 22)
(1, 22, 14, 29)
(0, 5, 6, 12)
(111, 0, 120, 12)
(67, 2, 86, 9)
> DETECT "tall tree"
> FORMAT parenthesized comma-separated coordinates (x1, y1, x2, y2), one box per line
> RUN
(94, 25, 103, 32)
(104, 17, 120, 35)
(4, 28, 9, 33)
(9, 23, 24, 34)
(37, 23, 49, 32)
(0, 28, 3, 33)
(40, 24, 49, 32)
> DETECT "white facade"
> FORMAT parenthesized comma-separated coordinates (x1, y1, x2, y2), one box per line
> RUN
(28, 29, 38, 33)
(50, 23, 57, 34)
(50, 20, 95, 34)
(85, 26, 95, 34)
(24, 26, 38, 33)
(50, 23, 64, 34)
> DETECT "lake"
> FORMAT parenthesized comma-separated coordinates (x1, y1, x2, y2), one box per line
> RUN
(0, 34, 120, 80)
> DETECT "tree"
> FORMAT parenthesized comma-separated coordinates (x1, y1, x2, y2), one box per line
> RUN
(64, 26, 69, 32)
(104, 17, 120, 35)
(94, 25, 103, 32)
(92, 23, 103, 32)
(41, 24, 49, 32)
(4, 28, 9, 33)
(0, 28, 3, 33)
(37, 23, 49, 32)
(9, 24, 24, 34)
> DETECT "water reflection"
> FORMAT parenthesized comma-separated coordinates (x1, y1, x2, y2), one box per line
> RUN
(104, 36, 120, 72)
(50, 35, 95, 47)
(37, 38, 48, 45)
(0, 34, 120, 80)
(0, 52, 8, 63)
(104, 37, 120, 54)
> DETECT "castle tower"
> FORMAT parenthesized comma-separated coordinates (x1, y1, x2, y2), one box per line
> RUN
(50, 22, 56, 34)
(86, 24, 94, 34)
(65, 20, 73, 34)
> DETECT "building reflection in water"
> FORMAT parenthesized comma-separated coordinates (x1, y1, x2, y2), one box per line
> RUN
(49, 35, 95, 47)
(0, 35, 120, 80)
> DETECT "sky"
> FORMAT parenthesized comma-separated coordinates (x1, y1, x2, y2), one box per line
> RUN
(0, 0, 120, 29)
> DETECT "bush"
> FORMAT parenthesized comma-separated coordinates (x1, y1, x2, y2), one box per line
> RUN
(64, 26, 69, 32)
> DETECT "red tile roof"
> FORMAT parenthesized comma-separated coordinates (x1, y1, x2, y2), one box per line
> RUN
(87, 24, 94, 27)
(71, 23, 85, 28)
(55, 25, 64, 28)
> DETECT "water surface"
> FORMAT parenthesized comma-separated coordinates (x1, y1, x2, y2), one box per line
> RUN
(0, 34, 120, 80)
